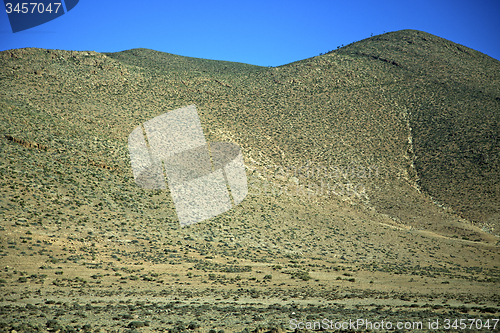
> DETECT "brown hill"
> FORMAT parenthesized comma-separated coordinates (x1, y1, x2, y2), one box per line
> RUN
(0, 30, 498, 332)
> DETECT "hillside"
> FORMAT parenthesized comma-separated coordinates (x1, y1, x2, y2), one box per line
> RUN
(334, 30, 500, 231)
(0, 30, 499, 332)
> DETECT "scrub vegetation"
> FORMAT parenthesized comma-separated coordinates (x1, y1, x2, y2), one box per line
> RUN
(0, 29, 499, 332)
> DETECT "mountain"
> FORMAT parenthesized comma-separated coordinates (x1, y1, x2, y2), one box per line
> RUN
(0, 30, 498, 332)
(333, 30, 500, 233)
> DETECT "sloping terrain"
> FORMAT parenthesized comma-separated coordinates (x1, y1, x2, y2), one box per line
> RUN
(0, 30, 499, 332)
(334, 30, 500, 232)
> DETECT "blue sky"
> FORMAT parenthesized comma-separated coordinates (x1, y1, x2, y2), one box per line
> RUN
(1, 0, 499, 67)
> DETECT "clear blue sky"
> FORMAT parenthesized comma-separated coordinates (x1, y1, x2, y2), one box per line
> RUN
(1, 0, 499, 67)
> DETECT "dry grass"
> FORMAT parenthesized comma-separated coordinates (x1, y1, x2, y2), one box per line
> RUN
(0, 30, 499, 332)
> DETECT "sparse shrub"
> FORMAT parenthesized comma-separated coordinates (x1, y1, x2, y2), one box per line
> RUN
(292, 271, 311, 281)
(128, 321, 149, 328)
(46, 319, 61, 330)
(188, 322, 200, 329)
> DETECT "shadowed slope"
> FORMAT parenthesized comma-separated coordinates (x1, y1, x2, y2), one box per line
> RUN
(334, 29, 500, 234)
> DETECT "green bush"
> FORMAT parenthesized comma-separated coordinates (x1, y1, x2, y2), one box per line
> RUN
(292, 271, 311, 281)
